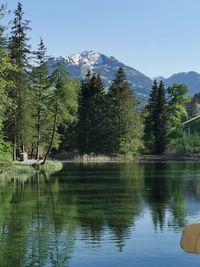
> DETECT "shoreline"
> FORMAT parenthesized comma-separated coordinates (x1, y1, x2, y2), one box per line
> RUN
(59, 154, 200, 163)
(2, 155, 200, 166)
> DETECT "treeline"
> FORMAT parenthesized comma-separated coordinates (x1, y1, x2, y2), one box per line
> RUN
(0, 2, 197, 161)
(76, 69, 142, 156)
(0, 3, 79, 162)
(0, 2, 143, 161)
(144, 81, 189, 154)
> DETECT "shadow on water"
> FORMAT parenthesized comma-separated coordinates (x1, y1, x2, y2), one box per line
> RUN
(0, 162, 200, 265)
(142, 162, 188, 232)
(0, 166, 74, 267)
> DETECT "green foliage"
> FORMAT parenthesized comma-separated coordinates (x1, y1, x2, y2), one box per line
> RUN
(106, 68, 142, 155)
(143, 80, 158, 153)
(169, 132, 200, 155)
(77, 72, 106, 154)
(6, 2, 33, 158)
(144, 80, 168, 154)
(167, 83, 189, 147)
(42, 67, 79, 163)
(32, 38, 51, 158)
(0, 5, 17, 162)
(39, 160, 63, 172)
(0, 137, 12, 161)
(0, 5, 17, 130)
(0, 2, 194, 160)
(167, 83, 189, 127)
(154, 81, 168, 154)
(49, 68, 79, 132)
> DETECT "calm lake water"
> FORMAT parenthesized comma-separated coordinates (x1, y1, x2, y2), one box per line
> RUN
(1, 162, 200, 266)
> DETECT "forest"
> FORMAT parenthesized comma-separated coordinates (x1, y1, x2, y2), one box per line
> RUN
(0, 2, 199, 162)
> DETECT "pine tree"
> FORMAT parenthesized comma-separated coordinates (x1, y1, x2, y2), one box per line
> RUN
(106, 67, 142, 155)
(0, 5, 16, 159)
(144, 79, 158, 153)
(0, 5, 15, 127)
(32, 38, 50, 159)
(144, 80, 167, 154)
(77, 72, 106, 154)
(6, 2, 32, 159)
(154, 81, 167, 154)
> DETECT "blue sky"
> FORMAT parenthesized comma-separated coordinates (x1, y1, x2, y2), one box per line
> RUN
(5, 0, 200, 78)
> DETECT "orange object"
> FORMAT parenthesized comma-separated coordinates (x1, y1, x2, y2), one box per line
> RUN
(180, 221, 200, 254)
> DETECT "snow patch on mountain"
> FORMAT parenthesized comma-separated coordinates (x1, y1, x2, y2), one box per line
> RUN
(46, 50, 153, 102)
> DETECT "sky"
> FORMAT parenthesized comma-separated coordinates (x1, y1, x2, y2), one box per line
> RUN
(4, 0, 200, 78)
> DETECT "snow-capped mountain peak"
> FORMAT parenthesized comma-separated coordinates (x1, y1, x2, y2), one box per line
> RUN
(47, 50, 152, 101)
(72, 51, 102, 65)
(56, 51, 103, 68)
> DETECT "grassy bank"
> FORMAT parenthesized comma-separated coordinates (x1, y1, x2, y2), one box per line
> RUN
(0, 160, 63, 182)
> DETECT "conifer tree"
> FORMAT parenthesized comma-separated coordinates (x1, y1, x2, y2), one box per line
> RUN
(154, 81, 167, 154)
(106, 67, 142, 155)
(144, 79, 158, 152)
(0, 5, 15, 127)
(32, 38, 50, 159)
(144, 80, 167, 154)
(6, 2, 32, 159)
(77, 72, 106, 154)
(0, 5, 16, 159)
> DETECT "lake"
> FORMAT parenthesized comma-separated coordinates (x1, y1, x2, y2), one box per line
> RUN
(1, 162, 200, 266)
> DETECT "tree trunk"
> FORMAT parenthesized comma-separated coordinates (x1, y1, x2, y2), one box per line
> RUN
(13, 116, 17, 161)
(13, 140, 16, 161)
(36, 118, 40, 160)
(30, 144, 34, 159)
(42, 104, 58, 165)
(36, 90, 41, 160)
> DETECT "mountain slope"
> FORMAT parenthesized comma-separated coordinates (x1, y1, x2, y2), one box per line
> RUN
(46, 51, 152, 101)
(46, 51, 200, 101)
(159, 71, 200, 96)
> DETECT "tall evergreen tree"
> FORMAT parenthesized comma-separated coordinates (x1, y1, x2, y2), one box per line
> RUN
(32, 38, 50, 159)
(106, 67, 142, 155)
(144, 79, 158, 152)
(6, 2, 32, 159)
(144, 80, 167, 154)
(0, 5, 15, 127)
(154, 81, 167, 154)
(0, 5, 16, 159)
(77, 72, 106, 154)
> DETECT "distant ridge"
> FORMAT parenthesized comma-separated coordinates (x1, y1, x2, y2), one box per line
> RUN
(157, 71, 200, 96)
(46, 51, 200, 102)
(46, 50, 152, 101)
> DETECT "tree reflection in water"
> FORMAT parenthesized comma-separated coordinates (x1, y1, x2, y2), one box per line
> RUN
(0, 162, 199, 266)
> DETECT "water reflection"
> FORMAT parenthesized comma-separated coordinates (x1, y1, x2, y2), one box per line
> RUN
(143, 163, 188, 232)
(0, 162, 200, 266)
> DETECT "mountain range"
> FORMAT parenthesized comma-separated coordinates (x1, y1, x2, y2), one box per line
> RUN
(46, 51, 200, 101)
(157, 71, 200, 96)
